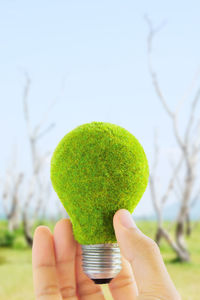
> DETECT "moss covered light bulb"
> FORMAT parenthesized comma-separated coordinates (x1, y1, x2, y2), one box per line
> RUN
(50, 122, 149, 283)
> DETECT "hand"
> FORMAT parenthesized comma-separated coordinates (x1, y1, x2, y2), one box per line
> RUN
(32, 209, 181, 300)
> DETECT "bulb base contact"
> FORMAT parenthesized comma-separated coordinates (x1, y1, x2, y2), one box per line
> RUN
(81, 243, 121, 284)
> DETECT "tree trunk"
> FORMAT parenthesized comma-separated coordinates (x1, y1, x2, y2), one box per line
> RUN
(175, 221, 190, 261)
(155, 226, 190, 262)
(155, 227, 163, 246)
(185, 212, 192, 236)
(22, 213, 33, 247)
(8, 217, 18, 232)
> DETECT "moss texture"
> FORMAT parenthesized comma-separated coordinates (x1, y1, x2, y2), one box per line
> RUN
(50, 122, 149, 244)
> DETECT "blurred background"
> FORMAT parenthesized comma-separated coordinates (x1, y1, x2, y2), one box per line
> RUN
(0, 1, 200, 299)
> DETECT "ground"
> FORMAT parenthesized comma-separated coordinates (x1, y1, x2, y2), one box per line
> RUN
(0, 221, 199, 300)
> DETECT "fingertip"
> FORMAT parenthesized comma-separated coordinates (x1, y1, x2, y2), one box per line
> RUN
(113, 209, 137, 229)
(32, 225, 55, 268)
(54, 218, 74, 245)
(55, 218, 71, 226)
(113, 209, 127, 226)
(114, 208, 127, 219)
(33, 225, 52, 242)
(53, 217, 77, 264)
(113, 209, 121, 223)
(54, 218, 72, 235)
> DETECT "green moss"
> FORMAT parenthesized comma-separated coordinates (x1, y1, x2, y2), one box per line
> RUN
(50, 122, 149, 244)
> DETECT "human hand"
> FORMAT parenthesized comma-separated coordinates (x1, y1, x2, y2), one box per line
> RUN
(32, 209, 181, 299)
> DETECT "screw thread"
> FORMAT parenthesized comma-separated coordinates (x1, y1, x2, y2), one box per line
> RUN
(81, 243, 121, 283)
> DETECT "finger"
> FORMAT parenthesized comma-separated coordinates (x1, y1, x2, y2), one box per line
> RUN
(75, 244, 105, 300)
(109, 257, 138, 300)
(54, 219, 78, 300)
(113, 209, 180, 299)
(32, 226, 62, 300)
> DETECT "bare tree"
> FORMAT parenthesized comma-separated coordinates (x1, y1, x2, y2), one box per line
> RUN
(146, 16, 200, 261)
(1, 154, 23, 232)
(22, 73, 56, 246)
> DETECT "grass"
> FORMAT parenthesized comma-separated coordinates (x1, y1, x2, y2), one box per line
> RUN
(0, 221, 200, 300)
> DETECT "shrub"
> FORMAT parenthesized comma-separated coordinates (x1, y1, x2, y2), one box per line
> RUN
(0, 229, 15, 247)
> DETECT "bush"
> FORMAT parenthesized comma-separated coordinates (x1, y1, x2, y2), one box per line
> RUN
(0, 229, 15, 247)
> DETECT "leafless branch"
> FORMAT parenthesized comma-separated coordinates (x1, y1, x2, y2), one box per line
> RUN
(190, 187, 200, 208)
(21, 73, 58, 245)
(149, 130, 161, 223)
(2, 168, 24, 231)
(146, 16, 200, 261)
(185, 87, 200, 145)
(37, 123, 56, 140)
(145, 16, 186, 153)
(23, 72, 31, 135)
(176, 67, 200, 114)
(161, 157, 182, 207)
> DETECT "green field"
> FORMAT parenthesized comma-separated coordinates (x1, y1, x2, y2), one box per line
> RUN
(0, 221, 200, 300)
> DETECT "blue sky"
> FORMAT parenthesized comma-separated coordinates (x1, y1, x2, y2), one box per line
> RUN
(0, 1, 200, 216)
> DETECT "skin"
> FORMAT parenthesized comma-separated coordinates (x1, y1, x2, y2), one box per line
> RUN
(32, 209, 181, 300)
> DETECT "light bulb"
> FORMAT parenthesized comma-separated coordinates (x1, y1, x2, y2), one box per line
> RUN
(50, 122, 149, 284)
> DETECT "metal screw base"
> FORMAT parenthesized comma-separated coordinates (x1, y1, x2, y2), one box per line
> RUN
(81, 243, 121, 284)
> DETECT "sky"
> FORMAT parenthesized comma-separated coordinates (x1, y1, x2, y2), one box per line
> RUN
(0, 0, 200, 217)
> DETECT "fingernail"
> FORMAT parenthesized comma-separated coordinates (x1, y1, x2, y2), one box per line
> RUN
(118, 209, 137, 229)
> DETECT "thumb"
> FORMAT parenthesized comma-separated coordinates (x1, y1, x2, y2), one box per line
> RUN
(113, 209, 180, 299)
